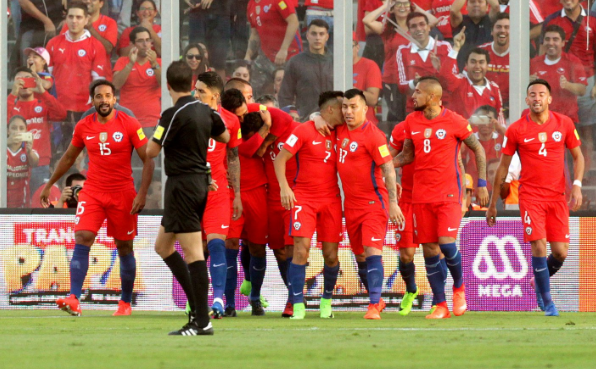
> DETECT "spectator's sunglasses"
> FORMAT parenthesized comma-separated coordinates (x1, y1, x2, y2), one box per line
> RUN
(186, 54, 202, 61)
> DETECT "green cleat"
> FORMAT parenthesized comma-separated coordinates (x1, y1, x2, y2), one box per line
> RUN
(290, 303, 306, 320)
(260, 295, 269, 309)
(240, 280, 252, 296)
(320, 298, 334, 318)
(399, 288, 419, 316)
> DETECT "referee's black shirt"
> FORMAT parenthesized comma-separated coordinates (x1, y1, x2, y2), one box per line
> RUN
(152, 95, 227, 176)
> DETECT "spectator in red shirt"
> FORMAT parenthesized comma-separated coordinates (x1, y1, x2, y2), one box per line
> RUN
(479, 12, 510, 113)
(118, 0, 162, 57)
(113, 26, 162, 133)
(352, 35, 382, 125)
(245, 0, 302, 95)
(60, 0, 118, 80)
(6, 115, 39, 208)
(24, 47, 54, 94)
(8, 66, 67, 198)
(182, 43, 210, 88)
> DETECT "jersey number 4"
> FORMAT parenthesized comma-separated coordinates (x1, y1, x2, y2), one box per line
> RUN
(99, 143, 111, 156)
(538, 143, 547, 157)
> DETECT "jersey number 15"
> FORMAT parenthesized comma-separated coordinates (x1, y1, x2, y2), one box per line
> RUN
(99, 143, 111, 156)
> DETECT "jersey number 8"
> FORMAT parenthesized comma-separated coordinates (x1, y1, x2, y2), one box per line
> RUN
(423, 139, 431, 153)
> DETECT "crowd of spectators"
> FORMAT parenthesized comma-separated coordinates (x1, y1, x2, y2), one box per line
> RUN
(5, 0, 596, 209)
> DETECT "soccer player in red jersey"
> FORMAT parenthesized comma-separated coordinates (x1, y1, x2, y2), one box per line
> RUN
(337, 89, 404, 320)
(40, 80, 155, 317)
(6, 116, 39, 208)
(394, 77, 489, 319)
(194, 72, 243, 318)
(274, 91, 345, 319)
(118, 0, 162, 57)
(487, 79, 584, 317)
(478, 13, 510, 107)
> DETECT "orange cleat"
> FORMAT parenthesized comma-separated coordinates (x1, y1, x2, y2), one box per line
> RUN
(364, 303, 382, 320)
(378, 298, 386, 312)
(281, 301, 293, 318)
(425, 302, 451, 319)
(113, 300, 132, 316)
(452, 285, 467, 316)
(56, 294, 82, 316)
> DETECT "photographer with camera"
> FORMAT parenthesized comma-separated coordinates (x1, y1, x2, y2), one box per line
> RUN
(7, 115, 39, 208)
(57, 173, 87, 209)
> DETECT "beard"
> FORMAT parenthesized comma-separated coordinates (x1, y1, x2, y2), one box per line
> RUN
(413, 105, 426, 112)
(96, 103, 114, 117)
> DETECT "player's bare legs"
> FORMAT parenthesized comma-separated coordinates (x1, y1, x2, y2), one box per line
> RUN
(530, 239, 566, 316)
(423, 242, 451, 319)
(113, 239, 136, 316)
(398, 247, 418, 316)
(363, 246, 385, 320)
(247, 241, 267, 315)
(206, 233, 227, 318)
(56, 230, 95, 316)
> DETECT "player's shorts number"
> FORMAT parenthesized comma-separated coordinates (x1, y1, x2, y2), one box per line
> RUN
(524, 211, 531, 225)
(208, 138, 216, 152)
(76, 201, 86, 215)
(294, 205, 302, 221)
(339, 148, 348, 163)
(99, 143, 111, 156)
(397, 219, 406, 231)
(539, 143, 547, 157)
(423, 139, 431, 153)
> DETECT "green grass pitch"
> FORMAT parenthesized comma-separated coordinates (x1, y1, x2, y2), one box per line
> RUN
(1, 310, 595, 369)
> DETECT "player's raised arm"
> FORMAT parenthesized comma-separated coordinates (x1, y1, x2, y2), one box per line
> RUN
(381, 161, 405, 225)
(569, 146, 585, 211)
(393, 138, 415, 168)
(40, 144, 83, 207)
(274, 148, 296, 210)
(486, 153, 513, 226)
(463, 134, 489, 206)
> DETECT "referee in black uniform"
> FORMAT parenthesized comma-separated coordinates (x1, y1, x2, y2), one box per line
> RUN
(147, 61, 229, 336)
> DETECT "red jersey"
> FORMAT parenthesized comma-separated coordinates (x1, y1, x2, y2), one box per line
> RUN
(247, 103, 293, 138)
(336, 121, 391, 208)
(71, 111, 148, 192)
(403, 108, 472, 204)
(357, 0, 383, 42)
(439, 55, 505, 125)
(207, 107, 243, 187)
(502, 112, 581, 202)
(478, 42, 510, 104)
(431, 0, 455, 39)
(381, 30, 409, 84)
(60, 14, 117, 80)
(6, 147, 33, 208)
(7, 93, 67, 166)
(397, 39, 453, 110)
(353, 57, 383, 124)
(543, 8, 596, 77)
(464, 131, 503, 191)
(389, 121, 414, 203)
(529, 52, 587, 123)
(283, 121, 339, 198)
(265, 121, 299, 202)
(247, 0, 302, 63)
(46, 31, 108, 112)
(113, 57, 162, 128)
(305, 0, 332, 8)
(118, 24, 162, 54)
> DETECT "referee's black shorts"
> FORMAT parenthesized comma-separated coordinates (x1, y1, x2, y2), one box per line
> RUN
(162, 174, 209, 233)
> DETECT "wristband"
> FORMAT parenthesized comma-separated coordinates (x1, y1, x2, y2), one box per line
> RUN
(573, 179, 582, 188)
(477, 178, 487, 188)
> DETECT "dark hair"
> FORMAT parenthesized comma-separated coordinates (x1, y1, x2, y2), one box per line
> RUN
(89, 79, 116, 97)
(221, 88, 246, 112)
(225, 77, 252, 91)
(182, 43, 209, 73)
(494, 12, 509, 23)
(66, 173, 87, 187)
(136, 0, 157, 12)
(344, 88, 366, 103)
(318, 91, 344, 109)
(129, 26, 151, 43)
(308, 18, 330, 31)
(68, 0, 89, 16)
(406, 12, 429, 28)
(8, 115, 27, 128)
(256, 94, 278, 107)
(418, 75, 441, 85)
(543, 24, 566, 41)
(475, 104, 498, 117)
(241, 112, 265, 137)
(197, 71, 224, 94)
(466, 47, 491, 64)
(233, 59, 251, 73)
(166, 61, 193, 92)
(13, 66, 33, 78)
(527, 79, 551, 93)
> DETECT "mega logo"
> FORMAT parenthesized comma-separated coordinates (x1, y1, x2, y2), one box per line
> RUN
(461, 220, 536, 311)
(1, 222, 145, 306)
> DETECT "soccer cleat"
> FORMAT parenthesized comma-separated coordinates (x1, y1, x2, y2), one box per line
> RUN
(429, 305, 437, 314)
(282, 301, 293, 318)
(452, 285, 467, 316)
(544, 302, 559, 317)
(320, 298, 334, 318)
(224, 306, 237, 317)
(210, 298, 224, 319)
(169, 318, 214, 336)
(364, 303, 382, 320)
(56, 294, 81, 316)
(425, 302, 451, 319)
(250, 299, 265, 316)
(260, 295, 269, 308)
(290, 303, 306, 320)
(378, 298, 386, 312)
(530, 277, 545, 311)
(240, 280, 252, 296)
(113, 300, 132, 316)
(399, 288, 419, 316)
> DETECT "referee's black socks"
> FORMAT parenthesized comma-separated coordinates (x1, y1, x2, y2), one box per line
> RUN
(188, 260, 211, 328)
(163, 251, 196, 312)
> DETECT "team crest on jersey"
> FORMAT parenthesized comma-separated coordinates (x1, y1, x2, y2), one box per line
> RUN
(113, 131, 124, 142)
(557, 67, 565, 75)
(34, 106, 43, 113)
(146, 68, 155, 77)
(264, 5, 271, 12)
(78, 49, 87, 57)
(495, 143, 502, 151)
(277, 142, 284, 151)
(424, 128, 432, 138)
(349, 142, 358, 152)
(525, 227, 532, 235)
(100, 132, 108, 143)
(256, 5, 260, 14)
(99, 24, 107, 32)
(294, 222, 301, 230)
(325, 140, 332, 150)
(552, 131, 562, 142)
(538, 132, 547, 143)
(20, 154, 27, 162)
(436, 129, 446, 140)
(342, 138, 350, 148)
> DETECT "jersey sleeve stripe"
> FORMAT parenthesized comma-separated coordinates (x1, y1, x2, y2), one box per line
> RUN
(370, 162, 388, 214)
